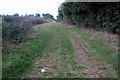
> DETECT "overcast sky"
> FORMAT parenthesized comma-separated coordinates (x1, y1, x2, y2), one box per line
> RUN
(0, 0, 65, 18)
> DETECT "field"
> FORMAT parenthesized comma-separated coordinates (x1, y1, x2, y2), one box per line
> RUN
(2, 22, 118, 78)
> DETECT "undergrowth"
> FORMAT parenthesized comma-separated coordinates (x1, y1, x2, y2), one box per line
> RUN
(2, 24, 50, 78)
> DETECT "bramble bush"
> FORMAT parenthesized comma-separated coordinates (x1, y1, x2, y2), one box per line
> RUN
(2, 16, 48, 43)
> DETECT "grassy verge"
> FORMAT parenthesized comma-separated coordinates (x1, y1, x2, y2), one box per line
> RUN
(67, 26, 118, 76)
(2, 24, 50, 78)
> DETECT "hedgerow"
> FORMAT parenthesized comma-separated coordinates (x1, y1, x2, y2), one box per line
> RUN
(57, 2, 120, 33)
(2, 16, 48, 42)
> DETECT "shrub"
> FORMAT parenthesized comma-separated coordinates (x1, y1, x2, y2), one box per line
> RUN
(2, 16, 48, 43)
(57, 2, 120, 33)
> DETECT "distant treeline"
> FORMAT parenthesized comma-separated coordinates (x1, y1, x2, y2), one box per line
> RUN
(2, 16, 49, 43)
(0, 13, 41, 17)
(57, 2, 120, 33)
(0, 13, 55, 20)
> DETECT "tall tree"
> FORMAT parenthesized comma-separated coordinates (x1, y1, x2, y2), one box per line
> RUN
(13, 13, 19, 16)
(36, 13, 41, 17)
(57, 2, 120, 33)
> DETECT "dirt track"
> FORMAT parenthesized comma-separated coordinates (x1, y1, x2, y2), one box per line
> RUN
(69, 30, 117, 78)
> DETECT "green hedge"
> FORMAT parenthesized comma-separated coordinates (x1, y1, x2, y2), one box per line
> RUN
(57, 2, 120, 33)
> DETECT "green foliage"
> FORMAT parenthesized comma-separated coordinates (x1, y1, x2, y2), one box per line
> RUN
(13, 13, 19, 16)
(2, 25, 50, 78)
(42, 13, 55, 20)
(2, 16, 48, 42)
(35, 13, 41, 17)
(41, 16, 53, 20)
(68, 26, 118, 76)
(58, 2, 120, 33)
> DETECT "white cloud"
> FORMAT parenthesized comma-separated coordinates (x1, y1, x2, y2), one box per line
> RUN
(0, 0, 64, 18)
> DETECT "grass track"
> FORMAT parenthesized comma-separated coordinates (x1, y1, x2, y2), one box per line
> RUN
(29, 23, 82, 78)
(3, 22, 118, 78)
